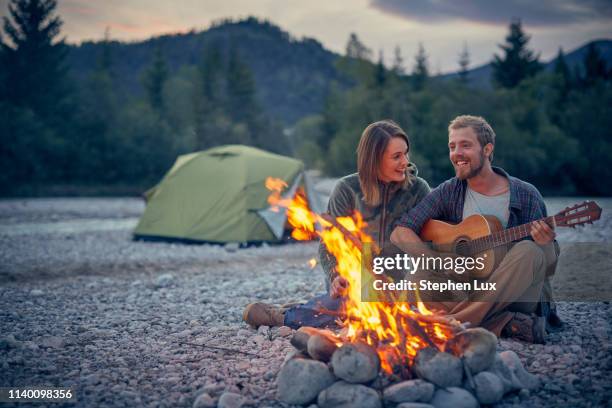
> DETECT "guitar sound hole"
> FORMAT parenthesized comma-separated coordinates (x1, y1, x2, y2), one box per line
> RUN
(455, 239, 471, 256)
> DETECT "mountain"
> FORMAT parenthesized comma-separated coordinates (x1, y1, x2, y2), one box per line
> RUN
(441, 39, 612, 88)
(67, 18, 350, 125)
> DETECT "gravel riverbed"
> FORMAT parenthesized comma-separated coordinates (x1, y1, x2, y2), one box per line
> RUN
(1, 197, 611, 407)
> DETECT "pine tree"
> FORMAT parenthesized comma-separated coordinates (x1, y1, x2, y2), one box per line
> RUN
(226, 45, 257, 125)
(0, 0, 69, 117)
(553, 48, 572, 92)
(458, 42, 470, 84)
(97, 27, 114, 76)
(345, 33, 372, 60)
(412, 43, 429, 91)
(392, 45, 405, 75)
(375, 50, 386, 87)
(549, 48, 572, 126)
(491, 19, 542, 88)
(142, 44, 168, 112)
(582, 42, 608, 88)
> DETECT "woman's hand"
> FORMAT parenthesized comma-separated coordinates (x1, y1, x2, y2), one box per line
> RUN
(330, 276, 349, 298)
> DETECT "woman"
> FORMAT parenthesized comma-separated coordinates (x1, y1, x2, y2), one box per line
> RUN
(243, 119, 431, 328)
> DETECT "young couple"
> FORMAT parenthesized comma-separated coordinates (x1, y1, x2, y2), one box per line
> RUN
(243, 115, 562, 344)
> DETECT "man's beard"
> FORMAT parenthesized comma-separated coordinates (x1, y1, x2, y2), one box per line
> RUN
(456, 151, 486, 180)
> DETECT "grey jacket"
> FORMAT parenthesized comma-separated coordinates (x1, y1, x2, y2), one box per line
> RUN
(319, 163, 431, 288)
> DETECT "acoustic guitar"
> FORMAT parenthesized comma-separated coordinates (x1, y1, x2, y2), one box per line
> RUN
(420, 201, 602, 278)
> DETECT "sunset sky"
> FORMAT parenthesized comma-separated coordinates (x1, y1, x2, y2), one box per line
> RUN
(1, 0, 611, 73)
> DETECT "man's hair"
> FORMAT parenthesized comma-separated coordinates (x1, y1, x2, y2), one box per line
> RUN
(357, 119, 412, 206)
(448, 115, 496, 162)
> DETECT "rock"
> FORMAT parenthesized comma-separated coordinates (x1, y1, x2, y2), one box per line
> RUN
(30, 289, 44, 297)
(257, 325, 270, 335)
(291, 331, 311, 352)
(192, 392, 215, 408)
(224, 243, 239, 252)
(217, 392, 244, 408)
(488, 354, 517, 393)
(383, 379, 434, 404)
(317, 381, 381, 408)
(414, 347, 463, 388)
(307, 334, 338, 362)
(431, 387, 478, 408)
(40, 335, 65, 349)
(397, 404, 435, 408)
(156, 273, 174, 288)
(0, 334, 22, 350)
(278, 326, 293, 337)
(499, 350, 541, 390)
(277, 358, 336, 405)
(446, 328, 497, 374)
(331, 343, 380, 384)
(472, 371, 504, 404)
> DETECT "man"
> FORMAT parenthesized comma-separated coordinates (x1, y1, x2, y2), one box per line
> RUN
(390, 115, 561, 344)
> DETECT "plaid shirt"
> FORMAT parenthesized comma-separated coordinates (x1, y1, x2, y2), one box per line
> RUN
(395, 167, 548, 237)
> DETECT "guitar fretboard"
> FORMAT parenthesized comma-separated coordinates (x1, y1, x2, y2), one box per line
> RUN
(462, 215, 557, 255)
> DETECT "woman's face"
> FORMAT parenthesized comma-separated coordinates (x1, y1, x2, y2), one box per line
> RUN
(378, 137, 409, 183)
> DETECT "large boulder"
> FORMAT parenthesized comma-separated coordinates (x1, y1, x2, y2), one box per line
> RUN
(414, 347, 463, 388)
(277, 358, 336, 405)
(431, 387, 478, 408)
(472, 371, 505, 404)
(383, 379, 435, 404)
(445, 328, 497, 374)
(331, 343, 380, 384)
(318, 381, 381, 408)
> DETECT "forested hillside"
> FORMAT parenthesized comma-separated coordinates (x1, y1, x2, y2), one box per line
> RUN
(67, 18, 349, 125)
(1, 1, 611, 196)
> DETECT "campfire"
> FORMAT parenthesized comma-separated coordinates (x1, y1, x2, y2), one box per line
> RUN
(266, 177, 458, 371)
(265, 177, 541, 407)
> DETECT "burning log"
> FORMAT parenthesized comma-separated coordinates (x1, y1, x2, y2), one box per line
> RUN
(291, 326, 340, 358)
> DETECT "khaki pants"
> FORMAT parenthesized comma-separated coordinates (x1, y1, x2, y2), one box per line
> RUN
(421, 240, 550, 336)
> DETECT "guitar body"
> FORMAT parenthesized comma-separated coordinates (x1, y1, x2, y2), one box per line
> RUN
(420, 215, 507, 278)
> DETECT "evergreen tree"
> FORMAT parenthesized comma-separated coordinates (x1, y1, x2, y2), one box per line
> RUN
(392, 45, 405, 75)
(412, 43, 429, 91)
(492, 19, 542, 88)
(554, 48, 571, 85)
(194, 43, 225, 148)
(0, 0, 69, 118)
(226, 45, 257, 125)
(458, 42, 470, 84)
(345, 33, 372, 60)
(199, 43, 224, 102)
(142, 44, 168, 112)
(375, 50, 386, 87)
(582, 42, 608, 88)
(97, 27, 114, 76)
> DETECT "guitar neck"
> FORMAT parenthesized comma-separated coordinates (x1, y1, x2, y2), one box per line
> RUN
(467, 215, 557, 255)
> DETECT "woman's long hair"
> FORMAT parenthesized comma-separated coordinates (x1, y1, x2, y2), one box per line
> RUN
(357, 120, 412, 207)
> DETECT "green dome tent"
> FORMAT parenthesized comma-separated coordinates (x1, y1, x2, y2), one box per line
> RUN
(133, 145, 324, 244)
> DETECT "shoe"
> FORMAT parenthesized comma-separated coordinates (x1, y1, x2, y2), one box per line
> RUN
(242, 302, 285, 328)
(547, 310, 564, 331)
(502, 313, 546, 344)
(539, 301, 564, 332)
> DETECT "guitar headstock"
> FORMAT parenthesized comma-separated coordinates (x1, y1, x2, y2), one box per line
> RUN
(555, 201, 602, 228)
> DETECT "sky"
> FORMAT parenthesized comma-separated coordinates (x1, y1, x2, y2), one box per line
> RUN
(1, 0, 611, 73)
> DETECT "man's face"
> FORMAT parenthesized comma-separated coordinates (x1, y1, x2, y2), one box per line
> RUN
(448, 127, 487, 180)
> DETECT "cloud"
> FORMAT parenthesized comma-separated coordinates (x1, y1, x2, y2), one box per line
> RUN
(370, 0, 612, 26)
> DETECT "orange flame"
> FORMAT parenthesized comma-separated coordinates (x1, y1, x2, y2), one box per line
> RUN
(265, 177, 453, 374)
